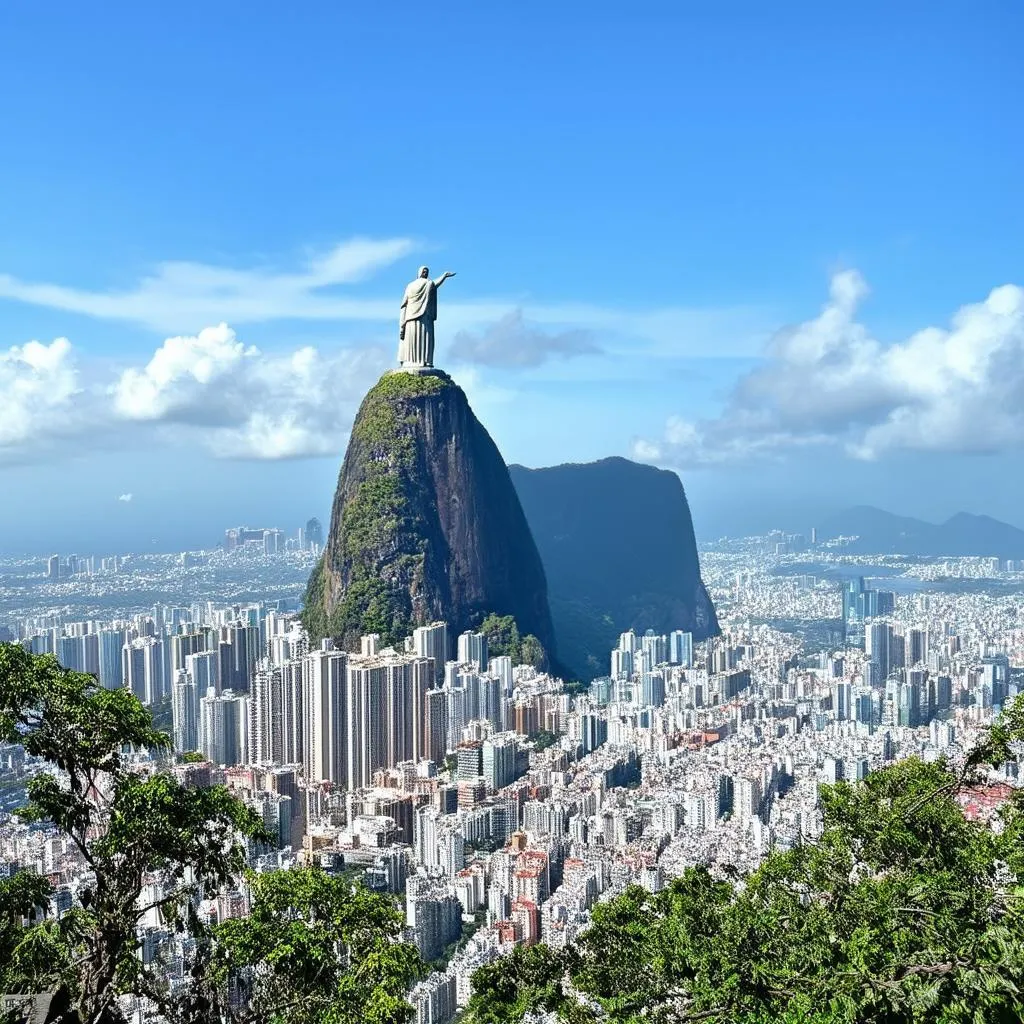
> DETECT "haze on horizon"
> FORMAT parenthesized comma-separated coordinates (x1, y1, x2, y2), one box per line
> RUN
(0, 3, 1022, 554)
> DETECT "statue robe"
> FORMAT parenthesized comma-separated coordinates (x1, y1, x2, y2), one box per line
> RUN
(399, 277, 438, 367)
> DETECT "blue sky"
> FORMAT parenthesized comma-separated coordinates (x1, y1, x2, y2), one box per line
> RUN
(1, 2, 1022, 552)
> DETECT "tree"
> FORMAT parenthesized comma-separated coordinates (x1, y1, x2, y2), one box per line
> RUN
(0, 645, 424, 1024)
(519, 635, 545, 670)
(480, 614, 522, 662)
(167, 868, 422, 1024)
(0, 871, 68, 1002)
(0, 645, 267, 1024)
(479, 614, 547, 670)
(467, 696, 1024, 1023)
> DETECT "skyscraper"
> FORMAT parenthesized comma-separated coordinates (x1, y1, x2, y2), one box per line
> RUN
(669, 630, 694, 668)
(122, 636, 163, 705)
(303, 648, 347, 786)
(423, 688, 448, 764)
(457, 631, 487, 670)
(866, 623, 891, 685)
(414, 622, 448, 683)
(305, 517, 324, 550)
(171, 670, 198, 753)
(185, 650, 219, 696)
(346, 660, 386, 790)
(199, 690, 249, 766)
(97, 628, 125, 689)
(250, 661, 284, 765)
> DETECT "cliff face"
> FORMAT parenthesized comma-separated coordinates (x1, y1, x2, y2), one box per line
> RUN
(303, 371, 556, 658)
(509, 456, 719, 681)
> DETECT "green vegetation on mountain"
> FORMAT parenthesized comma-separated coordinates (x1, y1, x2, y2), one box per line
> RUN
(479, 612, 546, 669)
(302, 375, 450, 647)
(303, 372, 556, 656)
(0, 645, 421, 1024)
(465, 695, 1024, 1024)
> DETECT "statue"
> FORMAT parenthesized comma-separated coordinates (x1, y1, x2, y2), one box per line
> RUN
(398, 266, 456, 369)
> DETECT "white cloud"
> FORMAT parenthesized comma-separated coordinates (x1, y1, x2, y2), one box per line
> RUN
(637, 271, 1024, 468)
(117, 493, 133, 502)
(0, 337, 81, 457)
(112, 325, 386, 458)
(449, 310, 600, 368)
(0, 326, 387, 462)
(0, 238, 414, 333)
(0, 237, 772, 357)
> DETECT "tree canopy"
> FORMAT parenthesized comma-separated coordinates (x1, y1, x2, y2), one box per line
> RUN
(480, 614, 546, 670)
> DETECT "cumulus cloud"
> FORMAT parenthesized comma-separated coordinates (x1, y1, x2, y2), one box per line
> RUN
(448, 310, 601, 368)
(0, 337, 82, 458)
(0, 326, 387, 462)
(637, 271, 1024, 468)
(117, 493, 133, 502)
(112, 325, 386, 458)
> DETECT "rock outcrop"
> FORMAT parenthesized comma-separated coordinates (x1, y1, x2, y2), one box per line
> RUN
(509, 456, 719, 681)
(303, 371, 556, 659)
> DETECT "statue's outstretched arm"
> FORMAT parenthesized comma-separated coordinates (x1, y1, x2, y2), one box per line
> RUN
(434, 271, 456, 287)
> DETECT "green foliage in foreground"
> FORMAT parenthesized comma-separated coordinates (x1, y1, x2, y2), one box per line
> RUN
(466, 697, 1024, 1024)
(0, 645, 421, 1024)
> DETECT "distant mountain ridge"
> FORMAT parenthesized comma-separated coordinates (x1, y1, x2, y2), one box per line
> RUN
(817, 505, 1024, 558)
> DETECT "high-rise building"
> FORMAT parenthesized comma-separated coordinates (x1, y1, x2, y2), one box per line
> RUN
(669, 630, 694, 668)
(457, 631, 487, 670)
(305, 517, 324, 550)
(185, 651, 219, 696)
(198, 690, 249, 766)
(219, 623, 258, 691)
(346, 659, 386, 789)
(482, 733, 518, 792)
(57, 635, 81, 671)
(641, 630, 668, 667)
(832, 681, 852, 721)
(897, 681, 921, 728)
(171, 670, 198, 753)
(853, 686, 874, 725)
(250, 661, 284, 765)
(414, 622, 448, 682)
(456, 741, 483, 780)
(866, 623, 891, 684)
(303, 648, 347, 786)
(97, 628, 125, 690)
(171, 631, 209, 675)
(489, 654, 513, 695)
(908, 628, 927, 666)
(47, 555, 60, 581)
(122, 636, 164, 705)
(423, 688, 448, 764)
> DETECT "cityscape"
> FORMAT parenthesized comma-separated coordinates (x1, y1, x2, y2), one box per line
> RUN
(2, 526, 1021, 1021)
(1, 5, 1021, 1023)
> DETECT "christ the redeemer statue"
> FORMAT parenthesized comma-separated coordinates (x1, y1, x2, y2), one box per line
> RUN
(398, 266, 456, 369)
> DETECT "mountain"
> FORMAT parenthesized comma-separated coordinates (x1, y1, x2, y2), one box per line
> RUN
(509, 457, 719, 682)
(816, 505, 1024, 557)
(302, 371, 556, 660)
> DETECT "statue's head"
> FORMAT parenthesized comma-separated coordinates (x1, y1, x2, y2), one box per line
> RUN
(418, 266, 429, 278)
